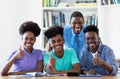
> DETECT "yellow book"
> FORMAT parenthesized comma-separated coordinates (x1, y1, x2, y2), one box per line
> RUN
(43, 0, 46, 7)
(74, 3, 97, 6)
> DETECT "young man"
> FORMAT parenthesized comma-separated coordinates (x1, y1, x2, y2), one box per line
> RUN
(44, 26, 80, 74)
(80, 26, 118, 75)
(63, 11, 86, 60)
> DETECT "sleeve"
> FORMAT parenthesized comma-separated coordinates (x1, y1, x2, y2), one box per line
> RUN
(80, 50, 88, 71)
(37, 50, 43, 60)
(104, 48, 118, 75)
(70, 48, 80, 65)
(43, 52, 50, 71)
(7, 50, 17, 60)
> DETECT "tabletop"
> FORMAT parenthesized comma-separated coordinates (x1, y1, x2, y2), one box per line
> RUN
(0, 73, 120, 79)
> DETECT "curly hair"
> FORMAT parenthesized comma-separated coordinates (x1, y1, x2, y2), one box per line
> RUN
(19, 21, 41, 37)
(44, 26, 63, 39)
(83, 25, 99, 35)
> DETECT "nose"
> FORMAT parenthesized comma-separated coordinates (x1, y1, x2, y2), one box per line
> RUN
(75, 23, 80, 27)
(26, 39, 31, 43)
(54, 41, 59, 46)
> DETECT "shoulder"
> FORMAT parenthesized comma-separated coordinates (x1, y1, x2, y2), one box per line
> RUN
(99, 43, 114, 55)
(33, 49, 43, 55)
(63, 25, 72, 31)
(64, 48, 76, 54)
(8, 50, 17, 60)
(100, 44, 113, 52)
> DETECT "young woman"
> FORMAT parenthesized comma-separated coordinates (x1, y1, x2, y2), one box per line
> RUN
(1, 21, 43, 76)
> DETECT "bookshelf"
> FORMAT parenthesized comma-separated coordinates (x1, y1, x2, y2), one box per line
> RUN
(40, 0, 98, 51)
(40, 0, 120, 58)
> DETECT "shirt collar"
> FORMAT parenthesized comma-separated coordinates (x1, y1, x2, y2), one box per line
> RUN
(21, 46, 35, 54)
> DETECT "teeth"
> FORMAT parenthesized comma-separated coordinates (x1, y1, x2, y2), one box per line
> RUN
(26, 44, 31, 46)
(90, 44, 94, 46)
(55, 46, 61, 49)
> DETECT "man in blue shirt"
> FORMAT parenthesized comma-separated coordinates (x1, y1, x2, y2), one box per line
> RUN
(80, 26, 118, 75)
(63, 11, 86, 60)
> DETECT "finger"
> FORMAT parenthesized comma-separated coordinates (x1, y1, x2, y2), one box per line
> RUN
(18, 45, 22, 50)
(49, 54, 54, 60)
(95, 51, 99, 58)
(95, 52, 99, 65)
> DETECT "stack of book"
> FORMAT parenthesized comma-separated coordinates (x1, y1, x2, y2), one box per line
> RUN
(74, 0, 97, 6)
(101, 0, 120, 5)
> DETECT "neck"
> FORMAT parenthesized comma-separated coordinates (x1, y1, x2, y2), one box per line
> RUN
(91, 46, 98, 53)
(55, 49, 64, 58)
(25, 48, 33, 53)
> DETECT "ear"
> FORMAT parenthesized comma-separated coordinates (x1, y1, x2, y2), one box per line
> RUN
(34, 37, 36, 42)
(22, 36, 23, 40)
(98, 37, 101, 43)
(62, 38, 65, 44)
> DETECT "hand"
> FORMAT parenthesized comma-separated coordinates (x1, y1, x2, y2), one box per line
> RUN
(83, 69, 97, 75)
(88, 69, 97, 74)
(46, 41, 52, 52)
(13, 46, 24, 59)
(49, 55, 56, 67)
(92, 51, 104, 66)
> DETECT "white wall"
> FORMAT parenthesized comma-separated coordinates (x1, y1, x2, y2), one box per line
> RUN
(0, 0, 42, 72)
(99, 5, 120, 59)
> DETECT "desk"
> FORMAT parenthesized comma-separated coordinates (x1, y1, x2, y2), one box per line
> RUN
(0, 74, 120, 79)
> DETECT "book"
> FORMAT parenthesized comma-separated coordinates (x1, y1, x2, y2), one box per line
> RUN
(79, 74, 102, 77)
(21, 72, 46, 77)
(74, 3, 97, 6)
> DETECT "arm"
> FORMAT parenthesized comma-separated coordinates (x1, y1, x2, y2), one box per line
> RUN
(8, 60, 43, 75)
(1, 57, 17, 76)
(50, 49, 80, 74)
(1, 46, 24, 76)
(51, 63, 80, 74)
(92, 49, 118, 74)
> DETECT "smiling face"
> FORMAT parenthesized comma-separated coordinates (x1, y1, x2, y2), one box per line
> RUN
(70, 17, 84, 34)
(22, 31, 36, 52)
(85, 32, 100, 53)
(49, 34, 64, 54)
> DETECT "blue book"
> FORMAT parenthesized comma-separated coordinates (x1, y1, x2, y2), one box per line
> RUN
(79, 74, 102, 77)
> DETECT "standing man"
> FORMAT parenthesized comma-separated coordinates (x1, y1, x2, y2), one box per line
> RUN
(63, 11, 86, 60)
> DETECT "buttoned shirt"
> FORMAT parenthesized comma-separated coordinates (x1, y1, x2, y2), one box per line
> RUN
(63, 25, 86, 60)
(80, 42, 118, 75)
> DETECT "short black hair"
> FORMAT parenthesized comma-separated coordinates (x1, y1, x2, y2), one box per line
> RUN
(83, 25, 99, 35)
(70, 11, 84, 22)
(44, 26, 63, 39)
(19, 21, 41, 37)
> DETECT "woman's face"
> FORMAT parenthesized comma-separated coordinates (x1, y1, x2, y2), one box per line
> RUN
(50, 34, 64, 53)
(85, 32, 99, 52)
(22, 31, 36, 52)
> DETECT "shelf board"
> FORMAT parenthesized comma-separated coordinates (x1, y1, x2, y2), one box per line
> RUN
(101, 4, 120, 8)
(41, 28, 48, 31)
(42, 6, 98, 12)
